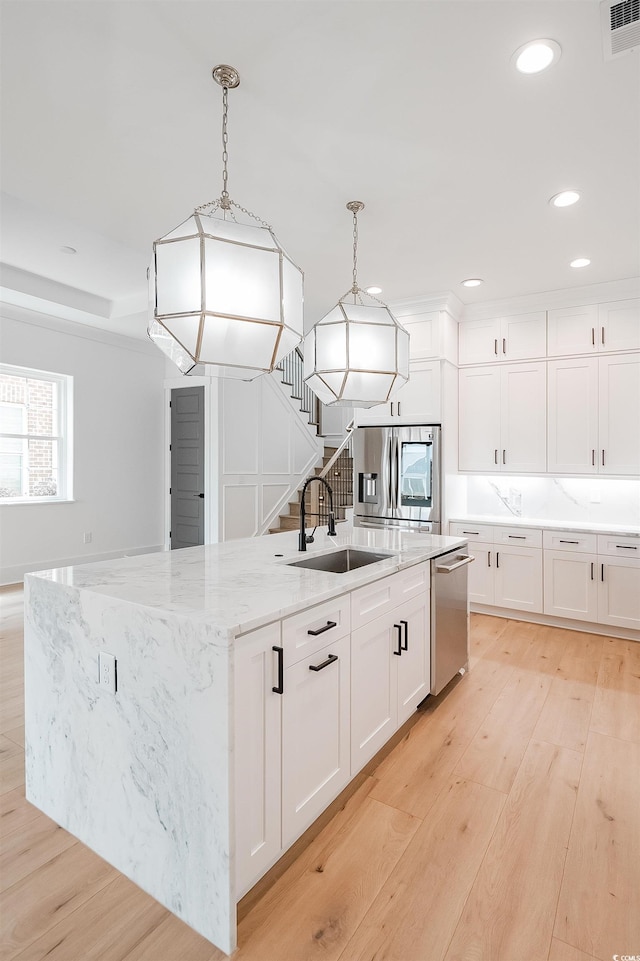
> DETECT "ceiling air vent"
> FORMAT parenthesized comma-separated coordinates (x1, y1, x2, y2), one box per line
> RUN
(601, 0, 640, 59)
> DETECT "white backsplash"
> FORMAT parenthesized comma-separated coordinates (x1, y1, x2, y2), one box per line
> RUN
(464, 476, 640, 528)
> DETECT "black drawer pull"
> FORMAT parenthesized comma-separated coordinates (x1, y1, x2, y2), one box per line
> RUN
(309, 653, 338, 672)
(616, 545, 638, 550)
(508, 535, 526, 540)
(393, 623, 403, 656)
(400, 619, 408, 651)
(559, 540, 579, 545)
(272, 646, 284, 695)
(462, 531, 479, 535)
(307, 620, 337, 636)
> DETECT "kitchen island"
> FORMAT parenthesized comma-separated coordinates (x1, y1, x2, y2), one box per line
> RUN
(24, 526, 466, 955)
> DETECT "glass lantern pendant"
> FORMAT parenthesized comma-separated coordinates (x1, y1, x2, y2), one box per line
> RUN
(303, 201, 409, 407)
(148, 65, 304, 379)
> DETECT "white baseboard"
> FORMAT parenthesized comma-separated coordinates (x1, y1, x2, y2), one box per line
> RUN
(470, 603, 640, 642)
(1, 544, 165, 587)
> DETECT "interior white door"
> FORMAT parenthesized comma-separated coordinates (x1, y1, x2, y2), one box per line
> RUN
(548, 357, 599, 474)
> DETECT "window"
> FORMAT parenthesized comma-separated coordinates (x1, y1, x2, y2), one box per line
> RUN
(0, 365, 73, 503)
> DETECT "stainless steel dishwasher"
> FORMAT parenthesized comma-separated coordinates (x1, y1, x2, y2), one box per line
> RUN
(430, 548, 474, 695)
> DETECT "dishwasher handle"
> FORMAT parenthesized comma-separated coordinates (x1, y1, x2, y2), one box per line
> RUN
(435, 554, 475, 573)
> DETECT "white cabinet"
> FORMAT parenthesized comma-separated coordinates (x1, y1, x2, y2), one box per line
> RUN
(350, 591, 429, 773)
(354, 360, 441, 425)
(234, 622, 283, 897)
(599, 354, 640, 475)
(450, 523, 543, 613)
(597, 533, 640, 630)
(548, 354, 640, 475)
(459, 312, 546, 365)
(543, 549, 598, 621)
(543, 531, 640, 630)
(282, 634, 351, 847)
(459, 363, 546, 472)
(547, 299, 640, 356)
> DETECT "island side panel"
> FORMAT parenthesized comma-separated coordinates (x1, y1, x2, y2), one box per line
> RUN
(24, 574, 236, 955)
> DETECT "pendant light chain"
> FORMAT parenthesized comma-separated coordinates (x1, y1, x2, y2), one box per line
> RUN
(221, 85, 231, 208)
(352, 206, 359, 297)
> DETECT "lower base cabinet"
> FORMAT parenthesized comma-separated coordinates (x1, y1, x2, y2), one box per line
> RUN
(234, 562, 432, 899)
(467, 545, 543, 613)
(281, 634, 350, 848)
(350, 591, 429, 774)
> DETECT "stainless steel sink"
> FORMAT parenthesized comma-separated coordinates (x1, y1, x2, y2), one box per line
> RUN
(287, 548, 394, 573)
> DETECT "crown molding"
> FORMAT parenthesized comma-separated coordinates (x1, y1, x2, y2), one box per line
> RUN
(390, 290, 465, 321)
(0, 301, 159, 356)
(459, 277, 640, 322)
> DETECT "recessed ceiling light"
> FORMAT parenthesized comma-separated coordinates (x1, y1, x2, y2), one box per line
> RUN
(59, 245, 77, 255)
(549, 190, 580, 207)
(570, 258, 591, 268)
(513, 39, 561, 74)
(365, 285, 382, 295)
(461, 278, 483, 288)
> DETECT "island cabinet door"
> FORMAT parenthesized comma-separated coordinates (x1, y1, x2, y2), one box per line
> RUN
(350, 618, 397, 775)
(395, 591, 430, 726)
(281, 634, 350, 849)
(234, 622, 283, 899)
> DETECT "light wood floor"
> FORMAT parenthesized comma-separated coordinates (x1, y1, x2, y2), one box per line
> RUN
(1, 584, 639, 961)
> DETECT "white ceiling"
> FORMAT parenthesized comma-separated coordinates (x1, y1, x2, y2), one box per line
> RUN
(1, 0, 639, 340)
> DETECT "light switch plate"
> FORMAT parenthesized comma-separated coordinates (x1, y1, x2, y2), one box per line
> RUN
(98, 652, 117, 693)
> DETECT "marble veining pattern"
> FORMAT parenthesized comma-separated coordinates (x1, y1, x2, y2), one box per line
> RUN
(24, 576, 235, 952)
(24, 528, 464, 954)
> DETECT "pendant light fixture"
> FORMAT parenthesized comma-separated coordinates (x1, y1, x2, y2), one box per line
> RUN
(303, 202, 409, 407)
(148, 65, 304, 379)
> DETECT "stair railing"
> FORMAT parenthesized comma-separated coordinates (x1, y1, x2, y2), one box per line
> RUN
(276, 346, 320, 430)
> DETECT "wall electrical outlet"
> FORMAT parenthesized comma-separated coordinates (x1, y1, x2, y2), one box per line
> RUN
(98, 652, 117, 694)
(83, 532, 92, 544)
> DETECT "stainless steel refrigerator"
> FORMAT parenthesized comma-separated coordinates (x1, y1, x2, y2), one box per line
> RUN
(353, 425, 441, 532)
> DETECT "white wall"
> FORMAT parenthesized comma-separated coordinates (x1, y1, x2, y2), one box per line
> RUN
(0, 307, 166, 583)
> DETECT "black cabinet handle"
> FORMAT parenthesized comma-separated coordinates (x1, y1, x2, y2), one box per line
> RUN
(272, 646, 284, 695)
(393, 623, 403, 656)
(559, 540, 579, 544)
(309, 653, 338, 672)
(616, 544, 638, 550)
(590, 562, 594, 581)
(400, 619, 408, 651)
(462, 531, 479, 535)
(508, 535, 526, 540)
(307, 620, 337, 636)
(601, 564, 605, 582)
(488, 550, 491, 567)
(496, 551, 500, 568)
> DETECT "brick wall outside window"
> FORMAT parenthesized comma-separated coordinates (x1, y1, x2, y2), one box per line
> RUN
(0, 372, 61, 497)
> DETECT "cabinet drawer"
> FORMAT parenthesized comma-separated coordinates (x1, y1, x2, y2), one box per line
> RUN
(450, 522, 494, 542)
(493, 526, 542, 548)
(543, 530, 598, 553)
(391, 562, 429, 606)
(351, 575, 397, 630)
(597, 533, 640, 558)
(282, 595, 350, 668)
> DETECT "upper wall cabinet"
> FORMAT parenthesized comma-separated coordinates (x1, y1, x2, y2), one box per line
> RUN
(355, 360, 441, 426)
(459, 362, 547, 473)
(458, 312, 547, 365)
(548, 299, 640, 356)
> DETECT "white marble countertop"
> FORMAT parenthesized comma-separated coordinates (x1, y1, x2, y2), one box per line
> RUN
(449, 515, 640, 536)
(27, 528, 466, 637)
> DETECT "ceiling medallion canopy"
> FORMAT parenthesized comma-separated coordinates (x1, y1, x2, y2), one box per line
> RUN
(303, 201, 409, 408)
(148, 65, 304, 380)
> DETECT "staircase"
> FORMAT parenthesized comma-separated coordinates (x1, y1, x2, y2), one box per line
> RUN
(268, 445, 354, 533)
(270, 347, 353, 535)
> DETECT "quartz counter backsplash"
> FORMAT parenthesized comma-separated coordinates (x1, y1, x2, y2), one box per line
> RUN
(465, 476, 640, 528)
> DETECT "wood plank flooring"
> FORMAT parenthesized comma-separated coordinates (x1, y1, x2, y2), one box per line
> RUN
(1, 584, 639, 961)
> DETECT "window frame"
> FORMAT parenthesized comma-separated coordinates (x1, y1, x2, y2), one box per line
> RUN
(0, 363, 74, 504)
